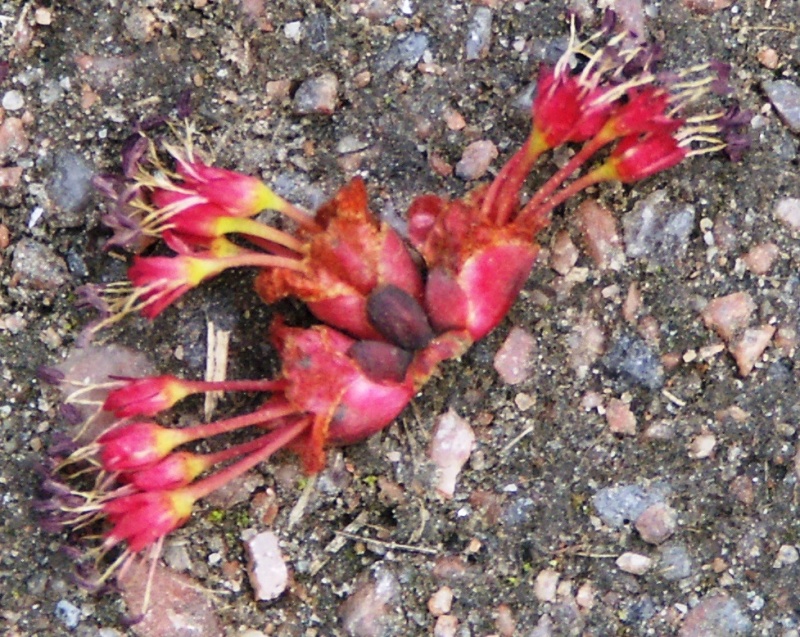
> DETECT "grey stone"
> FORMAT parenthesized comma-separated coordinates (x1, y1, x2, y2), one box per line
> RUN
(603, 332, 664, 390)
(376, 33, 429, 74)
(47, 151, 95, 228)
(12, 238, 70, 291)
(54, 599, 81, 629)
(658, 543, 693, 581)
(623, 190, 695, 265)
(465, 7, 492, 61)
(763, 80, 800, 133)
(592, 482, 671, 528)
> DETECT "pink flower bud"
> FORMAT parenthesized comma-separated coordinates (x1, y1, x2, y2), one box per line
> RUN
(125, 451, 206, 491)
(98, 422, 185, 472)
(103, 375, 192, 417)
(603, 133, 687, 183)
(103, 489, 195, 552)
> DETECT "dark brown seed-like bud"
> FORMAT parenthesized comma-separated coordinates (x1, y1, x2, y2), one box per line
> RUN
(348, 340, 413, 384)
(366, 284, 434, 351)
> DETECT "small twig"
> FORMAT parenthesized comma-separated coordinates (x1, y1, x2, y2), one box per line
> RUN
(662, 389, 687, 408)
(204, 319, 230, 421)
(333, 530, 439, 556)
(287, 475, 316, 530)
(501, 425, 535, 455)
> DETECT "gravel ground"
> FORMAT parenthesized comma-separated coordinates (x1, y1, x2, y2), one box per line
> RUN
(1, 1, 800, 636)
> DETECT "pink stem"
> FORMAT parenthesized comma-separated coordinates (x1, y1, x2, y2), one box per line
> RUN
(186, 417, 311, 500)
(201, 431, 287, 466)
(522, 135, 609, 215)
(179, 399, 298, 444)
(217, 252, 305, 273)
(515, 169, 608, 234)
(182, 379, 288, 394)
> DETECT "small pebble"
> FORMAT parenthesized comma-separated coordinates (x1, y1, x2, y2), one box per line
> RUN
(550, 230, 578, 275)
(603, 332, 664, 390)
(0, 166, 23, 188)
(681, 0, 734, 13)
(429, 410, 475, 498)
(495, 603, 516, 637)
(575, 581, 595, 609)
(376, 33, 429, 74)
(534, 568, 560, 603)
(0, 117, 30, 163)
(742, 242, 778, 275)
(567, 313, 605, 379)
(119, 560, 222, 637)
(774, 197, 800, 231)
(2, 90, 24, 110)
(622, 190, 695, 266)
(443, 107, 466, 131)
(293, 73, 339, 115)
(455, 140, 498, 180)
(688, 433, 716, 459)
(635, 503, 677, 544)
(493, 326, 536, 385)
(678, 593, 752, 637)
(35, 6, 53, 25)
(465, 7, 493, 60)
(757, 47, 779, 69)
(606, 398, 637, 436)
(243, 530, 288, 601)
(428, 586, 454, 616)
(772, 544, 799, 568)
(593, 482, 671, 528)
(700, 291, 755, 342)
(729, 324, 775, 376)
(339, 565, 401, 637)
(434, 615, 459, 637)
(575, 199, 625, 270)
(616, 552, 652, 575)
(54, 600, 81, 629)
(11, 238, 70, 291)
(658, 543, 693, 581)
(763, 80, 800, 133)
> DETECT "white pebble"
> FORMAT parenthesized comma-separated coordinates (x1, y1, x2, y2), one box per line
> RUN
(616, 552, 652, 575)
(2, 90, 24, 111)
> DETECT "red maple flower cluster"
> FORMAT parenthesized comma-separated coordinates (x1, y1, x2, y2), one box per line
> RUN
(42, 17, 746, 586)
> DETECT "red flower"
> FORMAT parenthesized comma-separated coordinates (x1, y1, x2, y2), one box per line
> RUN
(531, 66, 614, 150)
(103, 375, 192, 417)
(173, 158, 284, 217)
(602, 132, 687, 183)
(102, 489, 195, 552)
(98, 422, 186, 472)
(127, 248, 233, 319)
(597, 87, 681, 142)
(125, 452, 206, 491)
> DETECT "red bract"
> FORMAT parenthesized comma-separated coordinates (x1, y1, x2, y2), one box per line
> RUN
(255, 178, 424, 341)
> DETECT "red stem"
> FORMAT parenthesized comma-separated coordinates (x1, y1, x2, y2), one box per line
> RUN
(515, 168, 608, 234)
(182, 379, 288, 394)
(522, 134, 610, 214)
(186, 417, 311, 500)
(201, 431, 286, 466)
(178, 399, 298, 444)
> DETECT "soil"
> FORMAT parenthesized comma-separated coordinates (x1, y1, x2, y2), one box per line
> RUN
(1, 1, 799, 636)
